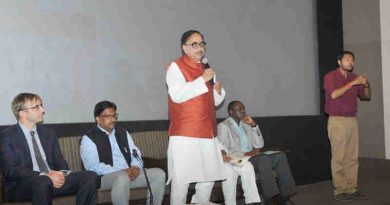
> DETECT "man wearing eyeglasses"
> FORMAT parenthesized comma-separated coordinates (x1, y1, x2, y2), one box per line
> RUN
(166, 30, 226, 205)
(0, 93, 98, 205)
(80, 100, 166, 205)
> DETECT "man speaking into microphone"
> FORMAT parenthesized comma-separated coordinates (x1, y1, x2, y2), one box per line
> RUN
(166, 30, 226, 205)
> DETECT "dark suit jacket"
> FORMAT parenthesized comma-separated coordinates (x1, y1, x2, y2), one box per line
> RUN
(0, 123, 69, 192)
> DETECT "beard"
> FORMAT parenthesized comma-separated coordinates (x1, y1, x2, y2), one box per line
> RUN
(341, 65, 353, 72)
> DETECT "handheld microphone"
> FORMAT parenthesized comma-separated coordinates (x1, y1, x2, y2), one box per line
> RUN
(132, 149, 154, 205)
(202, 57, 214, 86)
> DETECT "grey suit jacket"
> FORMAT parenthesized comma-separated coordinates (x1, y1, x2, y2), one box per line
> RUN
(217, 117, 264, 154)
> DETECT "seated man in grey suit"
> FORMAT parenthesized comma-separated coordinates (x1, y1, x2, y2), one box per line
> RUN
(80, 100, 166, 205)
(217, 100, 297, 205)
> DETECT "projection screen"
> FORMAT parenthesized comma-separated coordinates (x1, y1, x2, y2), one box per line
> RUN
(0, 0, 318, 124)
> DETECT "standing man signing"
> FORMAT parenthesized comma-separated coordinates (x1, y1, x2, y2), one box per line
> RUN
(218, 101, 296, 205)
(324, 51, 371, 202)
(0, 93, 98, 205)
(80, 101, 166, 205)
(166, 30, 226, 205)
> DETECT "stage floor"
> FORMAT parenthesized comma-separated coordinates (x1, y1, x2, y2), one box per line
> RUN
(291, 158, 390, 205)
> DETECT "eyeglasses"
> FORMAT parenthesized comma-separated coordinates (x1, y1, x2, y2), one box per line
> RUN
(100, 113, 119, 120)
(21, 104, 44, 111)
(184, 41, 207, 49)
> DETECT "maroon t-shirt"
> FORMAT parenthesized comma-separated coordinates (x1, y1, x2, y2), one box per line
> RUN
(324, 68, 365, 117)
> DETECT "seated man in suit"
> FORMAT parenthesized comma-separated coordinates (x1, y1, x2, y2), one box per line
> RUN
(217, 101, 297, 205)
(80, 100, 166, 205)
(0, 93, 98, 205)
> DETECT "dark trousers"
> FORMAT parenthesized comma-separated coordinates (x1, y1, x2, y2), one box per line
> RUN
(5, 171, 98, 205)
(249, 152, 296, 199)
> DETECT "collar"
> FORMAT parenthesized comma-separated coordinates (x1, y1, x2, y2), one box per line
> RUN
(97, 125, 116, 136)
(228, 117, 242, 128)
(19, 122, 37, 137)
(337, 67, 351, 78)
(181, 55, 204, 69)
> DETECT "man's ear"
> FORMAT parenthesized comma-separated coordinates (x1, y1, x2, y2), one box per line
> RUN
(18, 110, 24, 119)
(182, 45, 188, 54)
(337, 60, 341, 66)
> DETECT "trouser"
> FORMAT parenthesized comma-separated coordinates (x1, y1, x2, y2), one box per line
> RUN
(222, 162, 261, 205)
(327, 116, 359, 195)
(249, 152, 296, 199)
(100, 168, 166, 205)
(6, 171, 98, 205)
(170, 180, 215, 205)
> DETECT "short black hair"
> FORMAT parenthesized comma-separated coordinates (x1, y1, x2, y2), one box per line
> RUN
(181, 30, 204, 46)
(94, 101, 117, 117)
(337, 51, 355, 61)
(227, 100, 240, 115)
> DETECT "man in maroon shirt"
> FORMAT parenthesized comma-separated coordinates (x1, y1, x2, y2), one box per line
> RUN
(324, 51, 371, 202)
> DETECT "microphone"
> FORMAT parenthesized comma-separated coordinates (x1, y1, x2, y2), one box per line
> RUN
(132, 149, 154, 205)
(202, 57, 214, 86)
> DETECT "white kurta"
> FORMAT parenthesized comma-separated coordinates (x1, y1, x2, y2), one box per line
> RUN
(166, 62, 226, 185)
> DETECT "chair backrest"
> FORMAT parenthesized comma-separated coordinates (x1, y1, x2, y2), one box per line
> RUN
(58, 131, 169, 172)
(131, 130, 168, 159)
(59, 136, 83, 172)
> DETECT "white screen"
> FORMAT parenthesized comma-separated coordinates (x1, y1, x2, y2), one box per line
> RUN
(0, 0, 318, 124)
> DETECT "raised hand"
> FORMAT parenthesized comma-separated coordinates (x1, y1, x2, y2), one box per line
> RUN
(202, 68, 215, 82)
(242, 115, 257, 127)
(351, 74, 368, 86)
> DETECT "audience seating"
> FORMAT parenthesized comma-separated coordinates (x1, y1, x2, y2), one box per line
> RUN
(0, 131, 169, 205)
(1, 115, 332, 204)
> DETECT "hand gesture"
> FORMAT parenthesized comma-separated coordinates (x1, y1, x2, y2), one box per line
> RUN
(242, 115, 257, 127)
(202, 68, 215, 82)
(351, 74, 368, 86)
